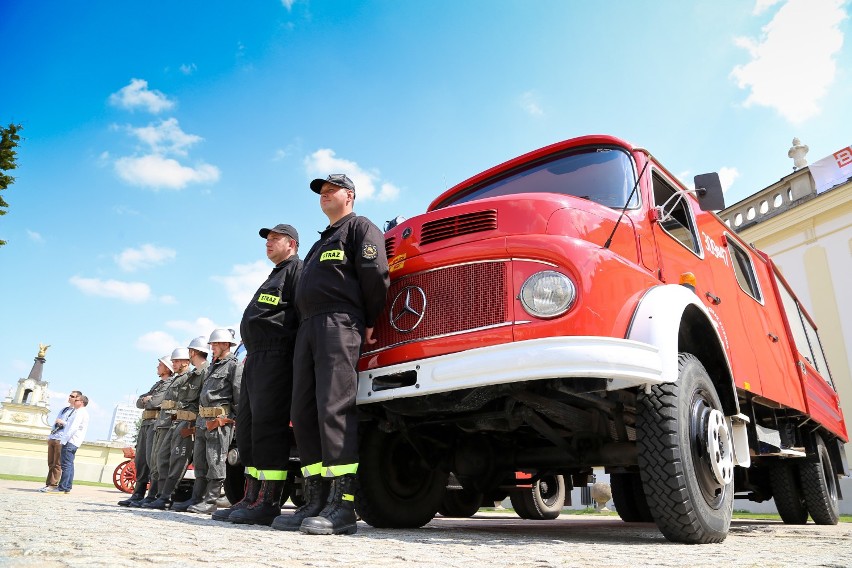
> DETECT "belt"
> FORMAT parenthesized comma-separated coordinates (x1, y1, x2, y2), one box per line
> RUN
(141, 410, 158, 420)
(176, 410, 197, 421)
(199, 405, 230, 418)
(160, 400, 177, 410)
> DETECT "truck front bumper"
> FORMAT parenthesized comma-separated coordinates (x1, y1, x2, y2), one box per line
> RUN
(357, 336, 666, 405)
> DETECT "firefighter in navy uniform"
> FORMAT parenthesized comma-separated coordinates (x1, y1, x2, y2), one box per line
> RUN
(214, 223, 302, 525)
(187, 328, 242, 514)
(119, 355, 173, 507)
(272, 174, 389, 535)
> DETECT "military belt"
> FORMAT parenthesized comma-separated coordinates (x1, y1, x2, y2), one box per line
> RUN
(160, 400, 177, 410)
(176, 410, 197, 421)
(141, 410, 158, 420)
(199, 405, 230, 418)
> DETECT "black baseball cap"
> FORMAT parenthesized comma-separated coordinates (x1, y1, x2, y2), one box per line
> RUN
(259, 224, 299, 244)
(310, 173, 356, 194)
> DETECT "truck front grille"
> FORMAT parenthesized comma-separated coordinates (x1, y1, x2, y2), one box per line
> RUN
(368, 261, 508, 352)
(420, 210, 497, 246)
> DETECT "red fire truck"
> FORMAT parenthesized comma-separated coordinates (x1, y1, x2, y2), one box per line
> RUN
(353, 134, 848, 544)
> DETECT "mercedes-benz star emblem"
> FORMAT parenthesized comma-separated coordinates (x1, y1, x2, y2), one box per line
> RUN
(389, 286, 427, 333)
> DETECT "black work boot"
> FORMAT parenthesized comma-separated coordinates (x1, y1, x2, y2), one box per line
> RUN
(212, 474, 261, 522)
(301, 474, 358, 535)
(172, 478, 205, 512)
(229, 480, 285, 526)
(271, 475, 330, 531)
(142, 478, 176, 509)
(129, 479, 158, 508)
(187, 479, 224, 514)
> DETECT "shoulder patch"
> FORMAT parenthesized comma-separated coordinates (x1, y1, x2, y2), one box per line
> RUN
(362, 243, 378, 260)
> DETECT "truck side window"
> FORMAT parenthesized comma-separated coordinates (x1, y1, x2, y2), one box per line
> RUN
(727, 238, 763, 303)
(652, 173, 700, 254)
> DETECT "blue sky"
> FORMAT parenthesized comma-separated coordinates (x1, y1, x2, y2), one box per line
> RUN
(2, 0, 850, 442)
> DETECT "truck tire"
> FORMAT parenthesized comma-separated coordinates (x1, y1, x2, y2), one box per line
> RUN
(769, 463, 808, 524)
(438, 488, 483, 518)
(799, 434, 840, 525)
(611, 471, 653, 523)
(637, 353, 734, 544)
(509, 474, 565, 520)
(355, 426, 449, 528)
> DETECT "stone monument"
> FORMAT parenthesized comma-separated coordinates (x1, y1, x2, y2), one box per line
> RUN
(0, 344, 53, 435)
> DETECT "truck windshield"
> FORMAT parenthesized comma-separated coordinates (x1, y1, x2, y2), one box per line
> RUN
(437, 147, 638, 210)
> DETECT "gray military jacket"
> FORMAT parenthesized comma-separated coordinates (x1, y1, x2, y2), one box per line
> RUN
(137, 376, 174, 426)
(197, 353, 242, 420)
(175, 361, 208, 414)
(155, 371, 188, 429)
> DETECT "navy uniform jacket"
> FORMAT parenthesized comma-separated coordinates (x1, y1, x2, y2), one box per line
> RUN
(240, 255, 302, 352)
(295, 212, 389, 328)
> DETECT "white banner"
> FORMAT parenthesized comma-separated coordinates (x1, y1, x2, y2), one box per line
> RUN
(810, 144, 852, 194)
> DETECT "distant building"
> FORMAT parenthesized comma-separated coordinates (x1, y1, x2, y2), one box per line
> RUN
(720, 138, 852, 463)
(107, 403, 143, 446)
(0, 346, 52, 436)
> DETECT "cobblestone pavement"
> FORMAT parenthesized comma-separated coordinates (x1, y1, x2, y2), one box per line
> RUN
(1, 479, 851, 568)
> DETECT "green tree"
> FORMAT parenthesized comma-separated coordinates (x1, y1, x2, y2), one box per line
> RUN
(0, 123, 23, 247)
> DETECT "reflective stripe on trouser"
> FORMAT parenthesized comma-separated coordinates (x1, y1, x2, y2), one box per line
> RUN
(192, 418, 235, 480)
(235, 346, 295, 472)
(256, 469, 288, 481)
(324, 463, 358, 477)
(291, 313, 363, 470)
(301, 461, 323, 478)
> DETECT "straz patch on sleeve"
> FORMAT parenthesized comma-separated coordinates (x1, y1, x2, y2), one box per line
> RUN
(362, 243, 378, 260)
(258, 294, 280, 305)
(320, 249, 344, 262)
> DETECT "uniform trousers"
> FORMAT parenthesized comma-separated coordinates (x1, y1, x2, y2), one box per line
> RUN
(149, 427, 170, 481)
(160, 420, 194, 488)
(193, 418, 235, 481)
(291, 312, 364, 471)
(132, 422, 154, 495)
(236, 345, 295, 474)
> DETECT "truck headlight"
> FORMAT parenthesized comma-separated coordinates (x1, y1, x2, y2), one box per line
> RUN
(519, 271, 576, 318)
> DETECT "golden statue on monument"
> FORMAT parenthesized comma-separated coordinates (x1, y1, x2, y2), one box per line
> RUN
(38, 343, 51, 358)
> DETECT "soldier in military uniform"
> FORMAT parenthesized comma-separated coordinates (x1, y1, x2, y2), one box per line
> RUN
(145, 339, 209, 510)
(118, 355, 173, 507)
(186, 328, 242, 514)
(141, 347, 191, 508)
(272, 174, 389, 535)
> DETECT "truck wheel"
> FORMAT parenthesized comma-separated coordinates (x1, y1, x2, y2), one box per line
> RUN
(438, 488, 483, 518)
(799, 434, 840, 525)
(637, 353, 734, 544)
(611, 472, 653, 522)
(769, 463, 808, 524)
(355, 426, 449, 528)
(509, 474, 565, 520)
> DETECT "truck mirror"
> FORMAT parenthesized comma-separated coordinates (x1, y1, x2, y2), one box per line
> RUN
(693, 173, 725, 211)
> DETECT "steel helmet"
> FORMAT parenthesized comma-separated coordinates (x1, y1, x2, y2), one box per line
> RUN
(187, 336, 210, 354)
(208, 328, 238, 345)
(158, 355, 174, 373)
(170, 347, 190, 361)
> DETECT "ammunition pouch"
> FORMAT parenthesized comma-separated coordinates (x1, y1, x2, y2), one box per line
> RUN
(179, 425, 197, 439)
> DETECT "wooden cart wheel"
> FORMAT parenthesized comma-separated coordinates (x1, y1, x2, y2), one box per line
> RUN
(113, 460, 137, 493)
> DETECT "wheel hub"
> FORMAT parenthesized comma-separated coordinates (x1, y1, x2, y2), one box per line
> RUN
(705, 409, 733, 486)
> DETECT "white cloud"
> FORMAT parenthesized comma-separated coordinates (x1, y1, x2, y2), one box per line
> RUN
(115, 244, 177, 272)
(281, 0, 295, 9)
(519, 91, 544, 116)
(69, 276, 151, 303)
(115, 154, 220, 189)
(731, 0, 847, 124)
(304, 149, 400, 201)
(166, 317, 231, 341)
(212, 260, 270, 312)
(718, 167, 741, 194)
(159, 295, 178, 304)
(109, 78, 175, 114)
(26, 230, 44, 243)
(754, 0, 784, 14)
(127, 118, 202, 156)
(179, 63, 197, 75)
(136, 330, 179, 355)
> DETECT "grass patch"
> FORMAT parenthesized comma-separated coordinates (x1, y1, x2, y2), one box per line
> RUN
(0, 473, 114, 488)
(732, 509, 852, 523)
